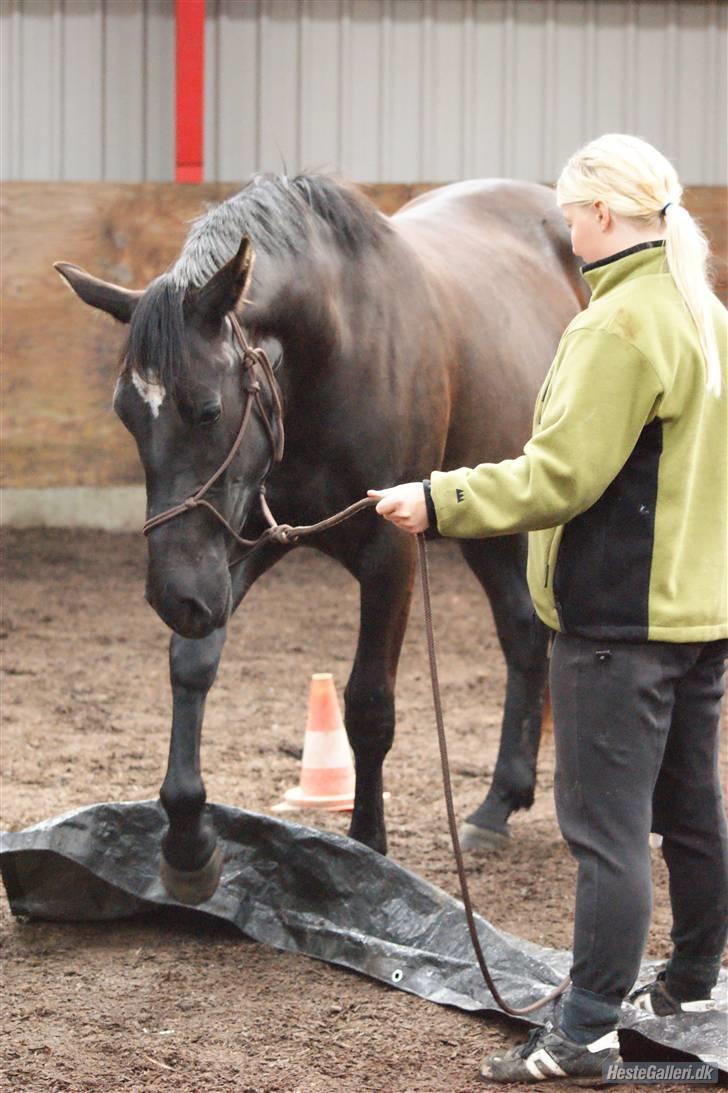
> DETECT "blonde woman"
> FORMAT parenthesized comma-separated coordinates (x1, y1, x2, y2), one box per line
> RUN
(369, 134, 727, 1084)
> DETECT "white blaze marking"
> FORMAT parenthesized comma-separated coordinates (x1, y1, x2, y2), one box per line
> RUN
(131, 370, 166, 417)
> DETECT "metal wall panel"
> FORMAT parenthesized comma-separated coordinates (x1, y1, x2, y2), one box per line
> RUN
(61, 0, 104, 179)
(204, 0, 727, 184)
(104, 0, 145, 181)
(204, 0, 259, 181)
(1, 0, 174, 180)
(2, 0, 726, 183)
(143, 0, 175, 179)
(342, 0, 382, 179)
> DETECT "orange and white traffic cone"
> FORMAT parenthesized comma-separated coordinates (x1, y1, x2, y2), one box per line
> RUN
(272, 673, 355, 813)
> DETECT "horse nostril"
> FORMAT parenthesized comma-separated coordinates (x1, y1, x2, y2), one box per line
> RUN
(180, 596, 212, 625)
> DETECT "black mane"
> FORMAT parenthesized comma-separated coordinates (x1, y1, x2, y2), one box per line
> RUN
(123, 173, 390, 390)
(173, 172, 390, 287)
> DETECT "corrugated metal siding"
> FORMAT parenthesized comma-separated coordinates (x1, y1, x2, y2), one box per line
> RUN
(2, 0, 726, 184)
(205, 0, 727, 183)
(1, 0, 174, 181)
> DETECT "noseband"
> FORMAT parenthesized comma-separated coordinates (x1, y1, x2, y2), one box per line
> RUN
(142, 314, 286, 550)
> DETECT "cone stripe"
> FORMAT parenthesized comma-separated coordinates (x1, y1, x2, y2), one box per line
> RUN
(300, 766, 354, 796)
(301, 727, 352, 769)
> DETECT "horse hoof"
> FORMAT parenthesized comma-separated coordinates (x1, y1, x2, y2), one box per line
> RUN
(459, 822, 511, 854)
(160, 845, 223, 905)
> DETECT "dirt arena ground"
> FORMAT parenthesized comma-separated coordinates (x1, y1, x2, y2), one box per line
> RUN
(1, 530, 720, 1092)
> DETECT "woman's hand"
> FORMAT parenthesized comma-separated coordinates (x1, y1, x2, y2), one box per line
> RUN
(368, 484, 429, 535)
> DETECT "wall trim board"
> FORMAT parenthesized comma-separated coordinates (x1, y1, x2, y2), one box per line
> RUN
(1, 487, 146, 531)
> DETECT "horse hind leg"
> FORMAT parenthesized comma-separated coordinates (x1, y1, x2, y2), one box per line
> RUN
(159, 627, 227, 904)
(458, 535, 550, 852)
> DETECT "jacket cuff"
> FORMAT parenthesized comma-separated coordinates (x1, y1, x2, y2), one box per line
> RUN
(422, 479, 441, 540)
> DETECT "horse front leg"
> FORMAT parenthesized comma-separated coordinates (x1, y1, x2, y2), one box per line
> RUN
(344, 530, 416, 853)
(159, 543, 289, 903)
(458, 536, 550, 851)
(159, 627, 227, 903)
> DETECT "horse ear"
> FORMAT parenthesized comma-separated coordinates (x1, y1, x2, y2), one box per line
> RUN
(54, 262, 142, 324)
(193, 236, 255, 325)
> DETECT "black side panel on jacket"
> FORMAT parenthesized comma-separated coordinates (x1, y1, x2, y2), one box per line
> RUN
(554, 419, 663, 641)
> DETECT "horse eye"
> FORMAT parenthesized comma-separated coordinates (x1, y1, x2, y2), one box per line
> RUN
(197, 401, 221, 427)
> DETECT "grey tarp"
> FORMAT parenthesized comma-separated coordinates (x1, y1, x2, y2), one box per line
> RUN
(1, 801, 726, 1070)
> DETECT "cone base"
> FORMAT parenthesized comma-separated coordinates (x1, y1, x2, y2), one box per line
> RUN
(271, 784, 354, 813)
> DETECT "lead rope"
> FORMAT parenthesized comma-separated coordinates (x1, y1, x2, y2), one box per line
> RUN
(416, 533, 570, 1016)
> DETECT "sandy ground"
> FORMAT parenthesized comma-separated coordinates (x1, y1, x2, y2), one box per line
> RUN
(0, 530, 720, 1092)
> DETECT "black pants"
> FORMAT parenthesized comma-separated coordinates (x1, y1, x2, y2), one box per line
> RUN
(549, 634, 728, 1041)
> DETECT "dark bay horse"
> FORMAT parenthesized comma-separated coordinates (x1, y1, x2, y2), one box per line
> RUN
(55, 175, 586, 904)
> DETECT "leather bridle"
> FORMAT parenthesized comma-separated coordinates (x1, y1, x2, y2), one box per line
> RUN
(142, 314, 288, 553)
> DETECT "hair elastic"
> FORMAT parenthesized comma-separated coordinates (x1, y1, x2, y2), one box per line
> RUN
(660, 202, 673, 216)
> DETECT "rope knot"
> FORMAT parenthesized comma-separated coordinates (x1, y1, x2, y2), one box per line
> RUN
(272, 524, 296, 544)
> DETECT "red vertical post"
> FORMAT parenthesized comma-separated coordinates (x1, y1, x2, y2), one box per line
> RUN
(175, 0, 205, 183)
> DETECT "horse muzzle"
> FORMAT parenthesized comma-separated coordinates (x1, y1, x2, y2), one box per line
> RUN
(145, 561, 232, 639)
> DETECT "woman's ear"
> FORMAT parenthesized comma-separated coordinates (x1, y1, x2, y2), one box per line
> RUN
(593, 200, 612, 232)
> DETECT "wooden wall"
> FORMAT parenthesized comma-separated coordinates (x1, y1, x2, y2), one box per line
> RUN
(2, 182, 725, 489)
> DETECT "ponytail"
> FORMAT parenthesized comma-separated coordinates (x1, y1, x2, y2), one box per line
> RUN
(557, 133, 722, 396)
(663, 202, 721, 396)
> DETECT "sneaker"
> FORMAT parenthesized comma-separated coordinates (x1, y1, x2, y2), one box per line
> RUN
(628, 971, 717, 1016)
(479, 1023, 621, 1084)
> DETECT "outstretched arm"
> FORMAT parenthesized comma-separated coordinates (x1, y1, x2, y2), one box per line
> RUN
(370, 328, 662, 539)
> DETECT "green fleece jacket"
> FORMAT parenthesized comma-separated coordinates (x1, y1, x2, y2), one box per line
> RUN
(430, 242, 728, 642)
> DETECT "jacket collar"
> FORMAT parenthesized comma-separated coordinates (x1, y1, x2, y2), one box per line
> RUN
(582, 241, 667, 301)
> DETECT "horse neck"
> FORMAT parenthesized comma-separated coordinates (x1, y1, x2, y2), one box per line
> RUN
(256, 230, 416, 367)
(247, 248, 342, 367)
(250, 234, 426, 488)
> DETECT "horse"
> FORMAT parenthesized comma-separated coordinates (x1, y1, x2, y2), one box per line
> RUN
(55, 174, 587, 904)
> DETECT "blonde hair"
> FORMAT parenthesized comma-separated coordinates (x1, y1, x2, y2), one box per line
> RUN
(556, 133, 722, 396)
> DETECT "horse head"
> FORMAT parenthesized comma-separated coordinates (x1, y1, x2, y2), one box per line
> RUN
(55, 237, 281, 640)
